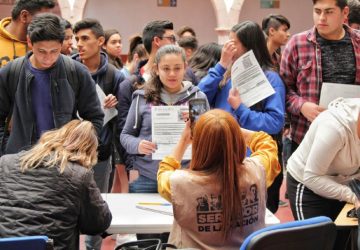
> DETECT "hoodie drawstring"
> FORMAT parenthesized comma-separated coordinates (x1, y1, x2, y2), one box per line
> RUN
(133, 95, 140, 129)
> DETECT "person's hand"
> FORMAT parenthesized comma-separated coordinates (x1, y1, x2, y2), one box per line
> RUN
(104, 94, 118, 109)
(300, 102, 325, 122)
(283, 127, 290, 137)
(355, 199, 360, 209)
(138, 140, 157, 155)
(219, 40, 237, 69)
(179, 119, 192, 146)
(227, 88, 242, 110)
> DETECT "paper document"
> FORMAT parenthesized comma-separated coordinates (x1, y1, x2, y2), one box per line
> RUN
(151, 106, 191, 160)
(96, 84, 118, 126)
(319, 82, 360, 108)
(231, 50, 275, 107)
(136, 203, 173, 216)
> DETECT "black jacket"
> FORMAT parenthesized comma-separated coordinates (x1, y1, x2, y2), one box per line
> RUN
(0, 52, 104, 156)
(0, 152, 112, 250)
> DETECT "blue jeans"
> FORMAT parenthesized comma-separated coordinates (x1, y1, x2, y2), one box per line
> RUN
(129, 175, 158, 193)
(85, 157, 112, 250)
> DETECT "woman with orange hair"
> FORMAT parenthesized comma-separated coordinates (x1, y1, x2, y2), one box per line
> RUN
(157, 109, 279, 250)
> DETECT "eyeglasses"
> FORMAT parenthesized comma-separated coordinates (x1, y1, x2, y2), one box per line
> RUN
(161, 35, 176, 43)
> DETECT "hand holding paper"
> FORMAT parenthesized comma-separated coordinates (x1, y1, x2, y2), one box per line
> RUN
(138, 139, 157, 155)
(300, 102, 325, 122)
(227, 88, 242, 110)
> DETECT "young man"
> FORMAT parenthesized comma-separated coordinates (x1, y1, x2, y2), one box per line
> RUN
(178, 36, 198, 63)
(0, 0, 55, 67)
(72, 18, 124, 250)
(280, 0, 360, 153)
(60, 18, 74, 55)
(0, 13, 104, 156)
(262, 14, 291, 71)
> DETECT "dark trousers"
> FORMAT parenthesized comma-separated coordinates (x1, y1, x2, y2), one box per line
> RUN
(287, 172, 345, 220)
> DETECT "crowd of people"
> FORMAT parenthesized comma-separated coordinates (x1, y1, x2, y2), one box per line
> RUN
(0, 0, 359, 249)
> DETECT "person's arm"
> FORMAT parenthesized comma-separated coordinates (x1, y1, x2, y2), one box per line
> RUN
(117, 78, 135, 132)
(231, 72, 285, 134)
(119, 95, 143, 154)
(302, 122, 357, 204)
(280, 37, 307, 116)
(79, 171, 112, 235)
(75, 64, 104, 135)
(157, 120, 192, 202)
(197, 63, 226, 106)
(0, 67, 11, 156)
(243, 129, 280, 187)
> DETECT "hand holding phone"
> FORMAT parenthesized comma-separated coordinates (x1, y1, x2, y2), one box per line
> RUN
(189, 98, 208, 125)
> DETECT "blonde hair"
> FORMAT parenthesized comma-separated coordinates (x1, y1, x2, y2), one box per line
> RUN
(20, 120, 98, 173)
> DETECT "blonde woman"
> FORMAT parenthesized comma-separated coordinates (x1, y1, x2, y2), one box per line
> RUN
(0, 120, 112, 250)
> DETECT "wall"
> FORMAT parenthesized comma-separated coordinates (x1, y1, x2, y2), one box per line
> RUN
(0, 0, 314, 50)
(239, 0, 313, 36)
(83, 0, 218, 52)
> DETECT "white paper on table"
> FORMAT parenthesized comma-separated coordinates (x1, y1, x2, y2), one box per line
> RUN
(151, 105, 191, 160)
(96, 84, 118, 126)
(319, 82, 360, 108)
(231, 50, 275, 107)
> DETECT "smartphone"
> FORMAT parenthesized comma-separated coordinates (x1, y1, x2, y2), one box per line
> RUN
(189, 98, 208, 124)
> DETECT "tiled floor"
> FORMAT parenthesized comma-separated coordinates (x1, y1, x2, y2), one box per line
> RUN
(81, 176, 293, 250)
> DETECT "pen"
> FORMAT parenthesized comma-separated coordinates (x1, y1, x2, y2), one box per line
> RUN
(138, 202, 171, 206)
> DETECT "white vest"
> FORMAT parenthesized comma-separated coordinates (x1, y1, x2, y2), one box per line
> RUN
(169, 157, 267, 250)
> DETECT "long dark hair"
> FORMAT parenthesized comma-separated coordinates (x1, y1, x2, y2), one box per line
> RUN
(188, 42, 222, 82)
(144, 45, 186, 104)
(232, 21, 273, 70)
(220, 21, 273, 87)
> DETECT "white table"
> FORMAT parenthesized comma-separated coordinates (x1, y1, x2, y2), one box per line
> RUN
(102, 193, 280, 234)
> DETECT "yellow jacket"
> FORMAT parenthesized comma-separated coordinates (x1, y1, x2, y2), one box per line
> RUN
(0, 17, 28, 68)
(158, 131, 280, 202)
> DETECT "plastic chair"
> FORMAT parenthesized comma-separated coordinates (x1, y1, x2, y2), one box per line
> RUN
(0, 235, 53, 250)
(240, 216, 336, 250)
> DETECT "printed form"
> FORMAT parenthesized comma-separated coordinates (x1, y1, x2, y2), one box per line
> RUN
(231, 50, 275, 107)
(151, 105, 191, 160)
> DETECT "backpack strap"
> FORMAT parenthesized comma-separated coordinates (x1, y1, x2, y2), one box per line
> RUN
(1, 57, 25, 153)
(100, 63, 116, 95)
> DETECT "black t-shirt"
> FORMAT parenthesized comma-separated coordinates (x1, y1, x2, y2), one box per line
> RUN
(317, 31, 356, 84)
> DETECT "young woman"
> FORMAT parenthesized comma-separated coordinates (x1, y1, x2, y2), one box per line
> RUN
(198, 21, 285, 213)
(120, 44, 209, 193)
(185, 42, 222, 85)
(158, 109, 279, 249)
(121, 35, 148, 78)
(0, 120, 112, 250)
(287, 98, 360, 221)
(103, 29, 123, 69)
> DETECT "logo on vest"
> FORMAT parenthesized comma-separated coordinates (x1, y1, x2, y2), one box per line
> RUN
(195, 184, 259, 233)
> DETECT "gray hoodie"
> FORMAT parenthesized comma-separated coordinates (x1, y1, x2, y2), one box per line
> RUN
(120, 81, 209, 180)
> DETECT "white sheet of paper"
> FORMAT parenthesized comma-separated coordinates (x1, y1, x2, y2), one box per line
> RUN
(319, 82, 360, 108)
(151, 106, 191, 160)
(231, 50, 275, 107)
(96, 84, 118, 126)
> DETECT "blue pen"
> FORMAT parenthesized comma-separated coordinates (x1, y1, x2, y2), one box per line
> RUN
(138, 202, 171, 206)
